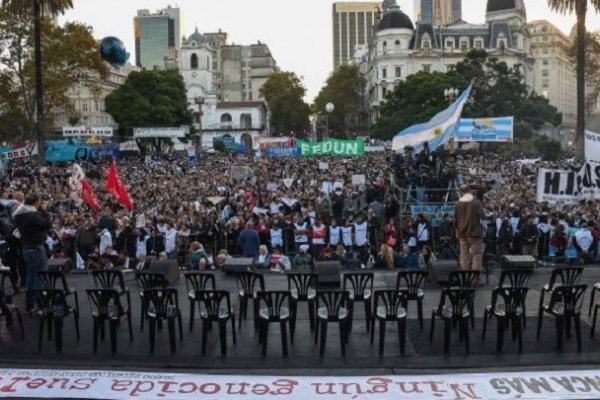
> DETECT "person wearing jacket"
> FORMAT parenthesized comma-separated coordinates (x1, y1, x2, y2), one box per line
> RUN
(454, 184, 485, 271)
(13, 193, 52, 312)
(238, 221, 260, 257)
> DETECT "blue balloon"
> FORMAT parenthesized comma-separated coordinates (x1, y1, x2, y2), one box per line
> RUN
(99, 36, 129, 67)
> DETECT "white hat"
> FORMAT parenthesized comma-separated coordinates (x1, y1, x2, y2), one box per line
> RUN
(300, 244, 310, 252)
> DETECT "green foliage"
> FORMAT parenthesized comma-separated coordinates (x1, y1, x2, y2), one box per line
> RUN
(371, 50, 562, 141)
(105, 69, 192, 135)
(313, 64, 367, 138)
(570, 31, 600, 112)
(535, 135, 562, 161)
(0, 8, 107, 138)
(259, 71, 310, 136)
(370, 71, 452, 139)
(213, 140, 227, 153)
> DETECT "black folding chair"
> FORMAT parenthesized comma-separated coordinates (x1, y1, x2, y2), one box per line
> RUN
(371, 290, 407, 355)
(496, 268, 533, 327)
(482, 287, 529, 352)
(0, 269, 23, 339)
(235, 271, 265, 331)
(287, 272, 318, 338)
(396, 270, 427, 330)
(537, 284, 587, 351)
(315, 290, 350, 356)
(196, 290, 236, 356)
(92, 270, 132, 326)
(429, 288, 475, 354)
(38, 270, 80, 324)
(447, 270, 480, 329)
(86, 288, 133, 354)
(184, 271, 216, 331)
(135, 271, 168, 331)
(145, 288, 183, 354)
(342, 271, 373, 333)
(537, 266, 583, 325)
(31, 289, 79, 353)
(257, 290, 292, 356)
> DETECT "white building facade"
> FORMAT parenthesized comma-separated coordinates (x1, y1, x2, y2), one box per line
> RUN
(358, 0, 542, 124)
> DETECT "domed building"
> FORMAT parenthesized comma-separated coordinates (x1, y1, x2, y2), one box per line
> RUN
(358, 0, 534, 124)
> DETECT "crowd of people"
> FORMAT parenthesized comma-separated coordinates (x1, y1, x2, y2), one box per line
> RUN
(1, 147, 600, 312)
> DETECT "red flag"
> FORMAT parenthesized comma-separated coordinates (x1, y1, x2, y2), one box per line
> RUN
(81, 178, 101, 211)
(106, 159, 133, 209)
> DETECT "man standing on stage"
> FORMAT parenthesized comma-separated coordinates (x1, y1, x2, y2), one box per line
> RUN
(454, 184, 484, 271)
(13, 193, 52, 312)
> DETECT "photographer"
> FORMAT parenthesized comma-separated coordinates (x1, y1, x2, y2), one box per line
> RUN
(13, 193, 52, 313)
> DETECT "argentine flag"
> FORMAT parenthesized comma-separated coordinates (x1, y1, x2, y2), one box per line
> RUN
(392, 84, 473, 153)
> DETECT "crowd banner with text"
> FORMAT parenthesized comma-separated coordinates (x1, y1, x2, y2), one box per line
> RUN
(585, 130, 600, 163)
(536, 167, 600, 204)
(296, 138, 364, 156)
(133, 127, 186, 138)
(0, 142, 38, 160)
(392, 84, 472, 153)
(4, 368, 600, 399)
(456, 117, 513, 142)
(62, 126, 113, 137)
(410, 204, 455, 227)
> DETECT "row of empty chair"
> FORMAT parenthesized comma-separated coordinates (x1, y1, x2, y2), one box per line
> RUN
(0, 266, 597, 357)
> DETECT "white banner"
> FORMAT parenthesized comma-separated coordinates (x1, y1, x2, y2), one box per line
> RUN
(2, 368, 600, 399)
(119, 141, 139, 152)
(63, 126, 113, 137)
(0, 143, 38, 160)
(585, 130, 600, 163)
(536, 166, 600, 204)
(133, 127, 186, 138)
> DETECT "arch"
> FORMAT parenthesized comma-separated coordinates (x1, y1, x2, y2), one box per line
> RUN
(395, 40, 400, 52)
(240, 133, 253, 151)
(220, 113, 232, 124)
(191, 53, 198, 69)
(382, 41, 387, 54)
(240, 114, 252, 129)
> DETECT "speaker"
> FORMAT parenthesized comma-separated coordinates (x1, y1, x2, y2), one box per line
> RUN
(149, 259, 180, 284)
(224, 257, 254, 273)
(48, 258, 72, 273)
(430, 259, 458, 284)
(501, 255, 536, 269)
(315, 261, 341, 286)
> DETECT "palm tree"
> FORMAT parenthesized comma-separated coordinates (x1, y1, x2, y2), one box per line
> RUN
(2, 0, 73, 142)
(548, 0, 600, 159)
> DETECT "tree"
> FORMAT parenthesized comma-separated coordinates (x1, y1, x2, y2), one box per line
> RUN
(105, 69, 193, 153)
(0, 8, 108, 138)
(548, 0, 600, 159)
(313, 64, 366, 138)
(569, 31, 600, 112)
(2, 0, 73, 143)
(370, 71, 452, 139)
(259, 71, 310, 136)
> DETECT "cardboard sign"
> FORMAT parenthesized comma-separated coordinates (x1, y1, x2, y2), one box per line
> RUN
(351, 175, 366, 185)
(283, 179, 294, 188)
(318, 162, 329, 170)
(0, 143, 38, 160)
(266, 183, 278, 191)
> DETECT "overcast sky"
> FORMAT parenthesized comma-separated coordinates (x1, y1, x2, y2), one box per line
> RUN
(60, 0, 600, 102)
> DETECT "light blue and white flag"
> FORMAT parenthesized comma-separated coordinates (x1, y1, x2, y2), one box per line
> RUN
(392, 84, 472, 152)
(456, 117, 514, 142)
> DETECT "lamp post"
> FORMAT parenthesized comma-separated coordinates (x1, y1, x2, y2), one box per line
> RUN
(324, 102, 334, 138)
(194, 96, 205, 147)
(444, 87, 459, 102)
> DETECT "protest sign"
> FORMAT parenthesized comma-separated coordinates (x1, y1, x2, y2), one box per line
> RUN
(230, 166, 252, 181)
(536, 166, 600, 204)
(351, 175, 366, 185)
(283, 179, 294, 188)
(318, 162, 329, 170)
(585, 130, 600, 163)
(281, 197, 298, 208)
(266, 183, 278, 191)
(0, 142, 38, 160)
(410, 204, 455, 227)
(296, 138, 364, 157)
(456, 117, 513, 142)
(3, 368, 600, 400)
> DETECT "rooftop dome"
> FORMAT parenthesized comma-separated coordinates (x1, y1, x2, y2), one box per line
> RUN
(186, 27, 204, 44)
(377, 6, 414, 31)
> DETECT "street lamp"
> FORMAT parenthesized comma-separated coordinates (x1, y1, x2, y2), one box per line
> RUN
(194, 96, 205, 146)
(444, 87, 459, 102)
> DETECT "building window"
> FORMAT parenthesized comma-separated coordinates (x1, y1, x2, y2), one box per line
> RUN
(423, 41, 430, 50)
(382, 68, 387, 78)
(191, 53, 198, 69)
(461, 41, 468, 52)
(543, 35, 549, 41)
(542, 69, 549, 77)
(475, 40, 483, 49)
(543, 47, 549, 54)
(446, 40, 453, 49)
(395, 66, 401, 77)
(542, 59, 549, 65)
(382, 87, 387, 98)
(423, 64, 431, 72)
(498, 40, 505, 49)
(221, 113, 232, 123)
(446, 65, 455, 72)
(542, 79, 549, 88)
(382, 41, 387, 54)
(395, 40, 400, 52)
(542, 90, 549, 98)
